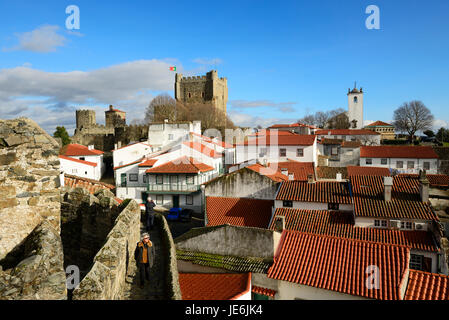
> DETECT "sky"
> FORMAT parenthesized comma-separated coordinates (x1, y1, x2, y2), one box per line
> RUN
(0, 0, 448, 134)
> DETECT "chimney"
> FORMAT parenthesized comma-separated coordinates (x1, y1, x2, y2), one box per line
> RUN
(419, 170, 430, 202)
(274, 216, 285, 232)
(307, 174, 314, 183)
(59, 171, 65, 187)
(109, 105, 113, 111)
(336, 173, 342, 181)
(88, 145, 94, 150)
(281, 168, 288, 176)
(384, 176, 393, 202)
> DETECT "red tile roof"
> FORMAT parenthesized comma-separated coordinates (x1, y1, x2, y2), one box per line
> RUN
(399, 173, 449, 187)
(246, 163, 288, 182)
(145, 156, 214, 174)
(351, 175, 438, 221)
(347, 166, 391, 177)
(405, 270, 449, 300)
(365, 121, 394, 127)
(190, 132, 234, 149)
(64, 174, 115, 194)
(269, 123, 317, 129)
(59, 155, 97, 167)
(315, 129, 380, 136)
(113, 158, 143, 171)
(62, 143, 104, 156)
(270, 208, 437, 252)
(206, 197, 274, 228)
(267, 231, 410, 300)
(179, 273, 251, 300)
(360, 146, 438, 159)
(183, 141, 223, 159)
(341, 140, 361, 148)
(249, 130, 298, 137)
(239, 134, 316, 146)
(268, 160, 315, 181)
(138, 159, 158, 167)
(252, 286, 276, 297)
(276, 181, 352, 204)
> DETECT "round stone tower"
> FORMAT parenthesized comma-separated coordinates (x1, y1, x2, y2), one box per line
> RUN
(76, 110, 96, 130)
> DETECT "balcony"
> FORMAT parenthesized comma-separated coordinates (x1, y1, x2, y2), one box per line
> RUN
(147, 183, 201, 194)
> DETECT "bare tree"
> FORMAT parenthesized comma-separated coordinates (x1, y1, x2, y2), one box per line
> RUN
(393, 101, 434, 140)
(327, 109, 350, 129)
(298, 114, 316, 126)
(145, 94, 177, 123)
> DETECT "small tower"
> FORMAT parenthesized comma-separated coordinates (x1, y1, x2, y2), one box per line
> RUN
(347, 83, 363, 129)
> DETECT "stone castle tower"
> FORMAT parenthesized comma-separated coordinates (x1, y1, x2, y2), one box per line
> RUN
(347, 84, 364, 129)
(76, 109, 96, 130)
(105, 105, 126, 128)
(174, 70, 228, 115)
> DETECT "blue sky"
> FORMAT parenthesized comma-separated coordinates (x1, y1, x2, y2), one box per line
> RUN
(0, 0, 448, 134)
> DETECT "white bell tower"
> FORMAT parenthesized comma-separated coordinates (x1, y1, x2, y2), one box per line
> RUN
(347, 83, 363, 129)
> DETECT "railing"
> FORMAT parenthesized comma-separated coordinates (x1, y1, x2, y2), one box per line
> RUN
(148, 184, 201, 193)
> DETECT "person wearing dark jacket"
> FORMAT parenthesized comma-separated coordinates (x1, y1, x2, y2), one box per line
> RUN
(134, 232, 155, 288)
(145, 196, 156, 231)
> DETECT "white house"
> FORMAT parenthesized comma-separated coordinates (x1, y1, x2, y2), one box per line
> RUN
(147, 120, 201, 149)
(360, 146, 439, 174)
(315, 129, 381, 145)
(235, 133, 317, 165)
(112, 141, 153, 169)
(60, 143, 105, 179)
(59, 155, 102, 181)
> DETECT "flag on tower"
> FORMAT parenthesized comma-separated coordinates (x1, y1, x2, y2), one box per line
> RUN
(169, 66, 176, 71)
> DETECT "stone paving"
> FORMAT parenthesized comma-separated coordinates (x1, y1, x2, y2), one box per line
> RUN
(123, 221, 168, 300)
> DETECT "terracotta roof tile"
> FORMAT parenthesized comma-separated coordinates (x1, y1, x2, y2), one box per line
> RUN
(267, 231, 410, 300)
(59, 155, 97, 167)
(276, 180, 352, 204)
(405, 270, 449, 300)
(269, 160, 315, 181)
(316, 166, 348, 179)
(341, 140, 361, 148)
(190, 132, 234, 149)
(399, 173, 449, 187)
(146, 156, 214, 174)
(138, 159, 158, 167)
(315, 129, 380, 136)
(113, 158, 143, 171)
(206, 197, 274, 228)
(62, 143, 104, 156)
(351, 175, 438, 220)
(179, 273, 251, 300)
(246, 163, 288, 182)
(64, 174, 115, 194)
(269, 208, 437, 252)
(365, 121, 394, 127)
(183, 141, 223, 158)
(360, 146, 438, 159)
(252, 286, 276, 297)
(347, 166, 391, 177)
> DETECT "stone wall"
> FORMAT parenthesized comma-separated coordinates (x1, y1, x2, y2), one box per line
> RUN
(155, 213, 182, 300)
(0, 220, 67, 300)
(0, 118, 61, 261)
(72, 198, 141, 300)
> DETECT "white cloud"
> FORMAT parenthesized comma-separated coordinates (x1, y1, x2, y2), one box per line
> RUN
(229, 99, 297, 113)
(0, 59, 181, 133)
(433, 119, 448, 130)
(4, 25, 67, 53)
(193, 58, 223, 66)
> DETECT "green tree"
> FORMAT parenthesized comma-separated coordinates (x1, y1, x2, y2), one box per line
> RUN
(53, 126, 71, 146)
(423, 130, 435, 137)
(437, 127, 449, 143)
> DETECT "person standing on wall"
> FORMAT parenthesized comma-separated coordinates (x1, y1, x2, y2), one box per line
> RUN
(134, 232, 155, 289)
(145, 196, 156, 231)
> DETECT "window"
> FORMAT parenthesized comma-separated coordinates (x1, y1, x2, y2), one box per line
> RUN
(423, 162, 430, 170)
(280, 148, 287, 157)
(410, 254, 423, 270)
(374, 220, 388, 228)
(79, 157, 85, 161)
(354, 96, 358, 103)
(143, 175, 147, 184)
(328, 203, 339, 210)
(283, 200, 293, 208)
(400, 221, 413, 230)
(331, 147, 338, 156)
(120, 173, 127, 187)
(72, 169, 78, 174)
(346, 150, 353, 156)
(407, 161, 415, 169)
(170, 175, 178, 184)
(201, 92, 205, 98)
(366, 158, 372, 165)
(297, 148, 304, 157)
(129, 173, 138, 182)
(168, 134, 174, 141)
(396, 161, 403, 169)
(188, 92, 191, 98)
(259, 147, 267, 157)
(186, 195, 193, 205)
(156, 195, 163, 205)
(186, 175, 194, 185)
(156, 175, 163, 184)
(381, 158, 387, 165)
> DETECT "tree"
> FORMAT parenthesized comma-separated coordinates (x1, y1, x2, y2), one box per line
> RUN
(53, 126, 71, 146)
(145, 94, 177, 123)
(393, 101, 434, 141)
(297, 114, 316, 126)
(423, 130, 435, 138)
(437, 127, 449, 143)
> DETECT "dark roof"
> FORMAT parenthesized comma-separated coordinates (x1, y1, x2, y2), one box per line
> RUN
(276, 180, 352, 204)
(347, 166, 391, 177)
(316, 166, 348, 180)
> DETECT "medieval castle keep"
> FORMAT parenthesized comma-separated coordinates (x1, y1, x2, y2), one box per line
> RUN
(175, 70, 228, 116)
